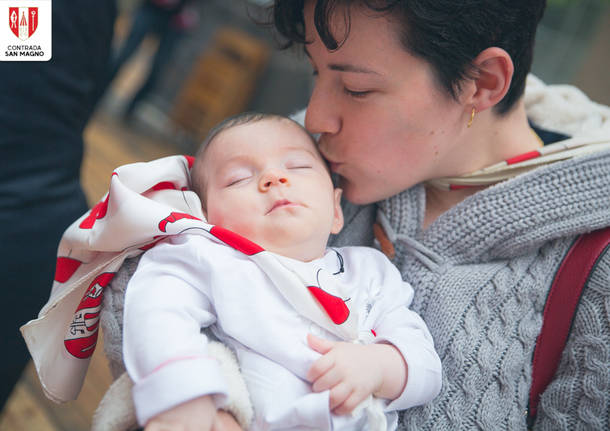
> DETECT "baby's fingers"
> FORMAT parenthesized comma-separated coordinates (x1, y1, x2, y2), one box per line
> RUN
(328, 382, 353, 411)
(311, 366, 341, 393)
(307, 354, 334, 382)
(333, 389, 367, 416)
(307, 333, 336, 355)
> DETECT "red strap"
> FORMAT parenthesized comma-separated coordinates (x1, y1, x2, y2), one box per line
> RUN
(528, 227, 610, 422)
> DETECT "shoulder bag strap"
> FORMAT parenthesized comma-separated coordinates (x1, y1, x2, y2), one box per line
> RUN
(527, 227, 610, 428)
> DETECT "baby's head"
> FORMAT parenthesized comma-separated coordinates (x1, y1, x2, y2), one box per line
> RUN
(191, 113, 343, 262)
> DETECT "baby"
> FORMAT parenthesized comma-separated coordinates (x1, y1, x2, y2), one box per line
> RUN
(123, 113, 442, 430)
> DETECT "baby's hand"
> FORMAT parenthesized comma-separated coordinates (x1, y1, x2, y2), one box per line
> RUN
(145, 395, 216, 431)
(306, 334, 389, 415)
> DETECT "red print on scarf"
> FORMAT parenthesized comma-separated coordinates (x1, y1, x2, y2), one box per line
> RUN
(148, 181, 177, 192)
(158, 212, 201, 232)
(79, 194, 110, 229)
(307, 286, 350, 325)
(209, 226, 264, 256)
(54, 257, 83, 283)
(64, 272, 115, 359)
(184, 155, 195, 169)
(139, 235, 166, 251)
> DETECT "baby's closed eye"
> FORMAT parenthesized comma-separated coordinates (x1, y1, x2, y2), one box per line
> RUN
(224, 168, 253, 187)
(285, 157, 314, 170)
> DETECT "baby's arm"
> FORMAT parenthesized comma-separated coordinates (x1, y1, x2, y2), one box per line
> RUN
(123, 237, 228, 429)
(307, 247, 442, 414)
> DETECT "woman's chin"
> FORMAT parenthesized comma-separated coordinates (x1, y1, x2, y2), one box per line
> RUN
(341, 182, 382, 206)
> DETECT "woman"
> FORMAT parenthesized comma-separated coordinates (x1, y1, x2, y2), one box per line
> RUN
(271, 0, 610, 429)
(86, 1, 608, 429)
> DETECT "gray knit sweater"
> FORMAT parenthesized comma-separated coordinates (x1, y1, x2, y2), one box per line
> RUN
(330, 150, 610, 430)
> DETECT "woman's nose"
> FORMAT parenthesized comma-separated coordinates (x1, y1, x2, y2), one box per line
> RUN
(305, 82, 341, 136)
(258, 169, 289, 192)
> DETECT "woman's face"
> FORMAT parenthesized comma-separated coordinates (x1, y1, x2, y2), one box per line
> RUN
(303, 2, 468, 204)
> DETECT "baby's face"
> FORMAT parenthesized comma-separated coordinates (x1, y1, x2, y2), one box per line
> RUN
(199, 118, 343, 261)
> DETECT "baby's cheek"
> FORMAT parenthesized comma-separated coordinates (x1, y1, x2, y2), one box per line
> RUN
(212, 210, 253, 235)
(206, 196, 241, 226)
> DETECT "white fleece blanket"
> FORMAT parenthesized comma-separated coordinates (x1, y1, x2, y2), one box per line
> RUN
(20, 154, 360, 405)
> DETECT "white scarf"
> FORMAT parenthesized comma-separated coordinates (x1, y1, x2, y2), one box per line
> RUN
(427, 135, 610, 190)
(20, 155, 360, 404)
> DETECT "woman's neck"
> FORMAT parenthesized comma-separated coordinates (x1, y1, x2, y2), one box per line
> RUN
(423, 100, 541, 229)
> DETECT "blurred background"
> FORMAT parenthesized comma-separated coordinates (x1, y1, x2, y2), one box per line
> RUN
(99, 0, 610, 153)
(0, 0, 608, 429)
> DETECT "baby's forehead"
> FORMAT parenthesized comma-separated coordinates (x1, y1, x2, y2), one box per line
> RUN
(205, 118, 319, 161)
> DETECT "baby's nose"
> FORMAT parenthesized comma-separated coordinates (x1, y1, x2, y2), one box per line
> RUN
(258, 169, 289, 192)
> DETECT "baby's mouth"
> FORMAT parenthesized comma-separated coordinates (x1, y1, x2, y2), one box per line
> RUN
(267, 199, 297, 214)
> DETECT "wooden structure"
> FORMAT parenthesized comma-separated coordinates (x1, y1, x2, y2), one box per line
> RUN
(171, 27, 270, 143)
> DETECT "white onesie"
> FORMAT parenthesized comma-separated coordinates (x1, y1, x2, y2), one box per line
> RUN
(123, 233, 441, 430)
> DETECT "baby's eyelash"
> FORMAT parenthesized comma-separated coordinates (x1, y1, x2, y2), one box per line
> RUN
(227, 177, 249, 187)
(344, 88, 371, 98)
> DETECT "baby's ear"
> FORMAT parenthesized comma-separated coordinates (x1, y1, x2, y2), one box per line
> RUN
(331, 188, 344, 234)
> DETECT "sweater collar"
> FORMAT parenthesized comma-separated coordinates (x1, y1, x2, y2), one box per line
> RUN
(379, 148, 610, 264)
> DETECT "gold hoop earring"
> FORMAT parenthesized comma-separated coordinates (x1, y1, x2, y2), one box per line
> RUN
(467, 107, 476, 128)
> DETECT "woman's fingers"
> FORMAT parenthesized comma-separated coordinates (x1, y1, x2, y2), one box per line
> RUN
(212, 410, 243, 431)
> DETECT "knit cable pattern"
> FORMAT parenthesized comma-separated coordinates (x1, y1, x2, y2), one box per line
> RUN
(375, 152, 610, 430)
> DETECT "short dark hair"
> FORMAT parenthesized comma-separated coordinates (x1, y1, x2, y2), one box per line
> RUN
(272, 0, 547, 114)
(190, 112, 314, 205)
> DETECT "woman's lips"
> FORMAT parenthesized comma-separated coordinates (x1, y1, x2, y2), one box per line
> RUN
(328, 161, 342, 173)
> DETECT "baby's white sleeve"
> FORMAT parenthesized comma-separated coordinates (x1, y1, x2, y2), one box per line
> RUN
(123, 236, 228, 426)
(362, 250, 442, 411)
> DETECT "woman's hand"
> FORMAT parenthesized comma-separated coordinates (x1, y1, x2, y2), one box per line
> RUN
(306, 334, 407, 415)
(213, 410, 243, 431)
(145, 395, 216, 431)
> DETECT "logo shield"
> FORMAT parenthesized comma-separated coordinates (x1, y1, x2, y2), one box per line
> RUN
(9, 7, 38, 40)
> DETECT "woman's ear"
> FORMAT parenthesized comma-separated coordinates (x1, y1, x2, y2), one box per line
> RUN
(467, 47, 514, 113)
(331, 188, 344, 234)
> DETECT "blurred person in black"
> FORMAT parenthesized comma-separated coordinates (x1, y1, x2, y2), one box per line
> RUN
(108, 0, 199, 120)
(0, 0, 116, 410)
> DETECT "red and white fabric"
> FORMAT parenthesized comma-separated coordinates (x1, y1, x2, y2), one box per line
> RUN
(20, 154, 440, 431)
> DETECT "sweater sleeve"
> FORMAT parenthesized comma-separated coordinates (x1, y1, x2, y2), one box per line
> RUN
(123, 235, 228, 426)
(534, 248, 610, 430)
(358, 248, 442, 411)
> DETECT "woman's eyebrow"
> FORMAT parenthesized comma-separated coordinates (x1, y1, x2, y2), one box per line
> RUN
(303, 46, 379, 75)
